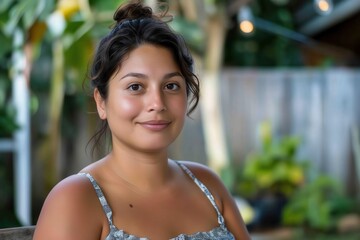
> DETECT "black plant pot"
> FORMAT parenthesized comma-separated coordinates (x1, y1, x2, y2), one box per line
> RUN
(247, 194, 288, 231)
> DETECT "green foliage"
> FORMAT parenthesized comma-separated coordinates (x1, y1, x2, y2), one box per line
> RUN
(282, 175, 355, 231)
(63, 22, 94, 93)
(232, 122, 308, 198)
(0, 104, 18, 138)
(0, 71, 18, 138)
(0, 26, 12, 59)
(0, 0, 54, 36)
(169, 16, 205, 55)
(0, 0, 56, 138)
(89, 0, 126, 12)
(280, 125, 359, 232)
(227, 122, 358, 232)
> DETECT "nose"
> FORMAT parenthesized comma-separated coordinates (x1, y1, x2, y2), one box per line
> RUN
(147, 89, 167, 112)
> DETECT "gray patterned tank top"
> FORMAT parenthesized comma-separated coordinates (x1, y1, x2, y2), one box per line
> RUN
(79, 161, 235, 240)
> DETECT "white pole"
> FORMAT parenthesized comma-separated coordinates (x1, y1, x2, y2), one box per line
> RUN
(12, 29, 31, 225)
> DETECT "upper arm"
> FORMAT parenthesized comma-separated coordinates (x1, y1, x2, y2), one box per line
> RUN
(220, 184, 251, 239)
(33, 175, 104, 240)
(180, 161, 251, 239)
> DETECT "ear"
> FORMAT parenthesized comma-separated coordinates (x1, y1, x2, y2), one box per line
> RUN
(94, 88, 107, 120)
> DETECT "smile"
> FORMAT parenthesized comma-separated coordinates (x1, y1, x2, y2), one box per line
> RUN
(138, 120, 171, 131)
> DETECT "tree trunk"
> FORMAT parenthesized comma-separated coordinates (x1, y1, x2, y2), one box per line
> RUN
(201, 12, 229, 174)
(37, 40, 65, 192)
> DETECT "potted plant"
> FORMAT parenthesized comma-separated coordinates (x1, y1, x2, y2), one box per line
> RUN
(282, 174, 355, 233)
(231, 122, 308, 229)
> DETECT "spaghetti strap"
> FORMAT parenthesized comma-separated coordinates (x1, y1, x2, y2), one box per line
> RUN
(78, 173, 116, 229)
(175, 161, 226, 228)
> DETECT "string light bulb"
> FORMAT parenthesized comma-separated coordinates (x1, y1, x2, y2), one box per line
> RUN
(314, 0, 333, 15)
(237, 6, 254, 35)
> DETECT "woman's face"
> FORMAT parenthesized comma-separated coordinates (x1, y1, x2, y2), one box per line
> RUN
(95, 44, 188, 153)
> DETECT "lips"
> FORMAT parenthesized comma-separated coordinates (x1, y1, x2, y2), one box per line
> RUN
(138, 120, 171, 131)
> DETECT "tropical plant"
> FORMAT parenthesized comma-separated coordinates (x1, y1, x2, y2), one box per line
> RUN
(282, 175, 355, 231)
(234, 122, 308, 199)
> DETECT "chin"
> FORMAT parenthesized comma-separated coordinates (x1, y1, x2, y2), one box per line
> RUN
(137, 138, 177, 153)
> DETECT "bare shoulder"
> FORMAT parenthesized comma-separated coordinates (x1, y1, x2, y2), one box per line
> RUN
(177, 160, 225, 190)
(43, 174, 95, 202)
(33, 174, 105, 240)
(178, 160, 251, 239)
(177, 160, 228, 209)
(177, 160, 219, 179)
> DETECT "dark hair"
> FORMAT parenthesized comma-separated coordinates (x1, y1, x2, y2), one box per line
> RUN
(88, 0, 200, 155)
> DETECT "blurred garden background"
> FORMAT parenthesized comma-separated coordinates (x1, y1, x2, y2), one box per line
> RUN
(1, 0, 360, 239)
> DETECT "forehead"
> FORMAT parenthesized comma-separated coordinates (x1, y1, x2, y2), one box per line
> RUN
(109, 44, 183, 82)
(119, 44, 180, 72)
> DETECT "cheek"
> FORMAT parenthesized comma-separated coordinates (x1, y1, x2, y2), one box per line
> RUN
(172, 96, 188, 117)
(109, 96, 141, 119)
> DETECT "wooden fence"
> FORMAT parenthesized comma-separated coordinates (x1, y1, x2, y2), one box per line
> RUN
(170, 68, 360, 193)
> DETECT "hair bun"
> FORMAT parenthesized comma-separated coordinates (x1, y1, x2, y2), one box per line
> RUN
(113, 1, 153, 24)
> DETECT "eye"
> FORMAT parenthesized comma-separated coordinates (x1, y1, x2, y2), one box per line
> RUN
(165, 83, 180, 91)
(127, 84, 143, 92)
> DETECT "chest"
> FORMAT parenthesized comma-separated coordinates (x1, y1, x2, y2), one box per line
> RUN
(102, 182, 220, 239)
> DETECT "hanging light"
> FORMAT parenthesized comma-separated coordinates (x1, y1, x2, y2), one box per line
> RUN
(237, 6, 254, 35)
(314, 0, 333, 15)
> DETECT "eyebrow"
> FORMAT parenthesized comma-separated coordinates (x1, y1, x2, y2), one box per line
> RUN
(120, 72, 184, 80)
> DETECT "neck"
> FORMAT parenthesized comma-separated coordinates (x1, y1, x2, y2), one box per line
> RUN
(106, 148, 171, 195)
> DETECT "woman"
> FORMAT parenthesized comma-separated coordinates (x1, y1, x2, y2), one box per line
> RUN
(33, 1, 250, 239)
